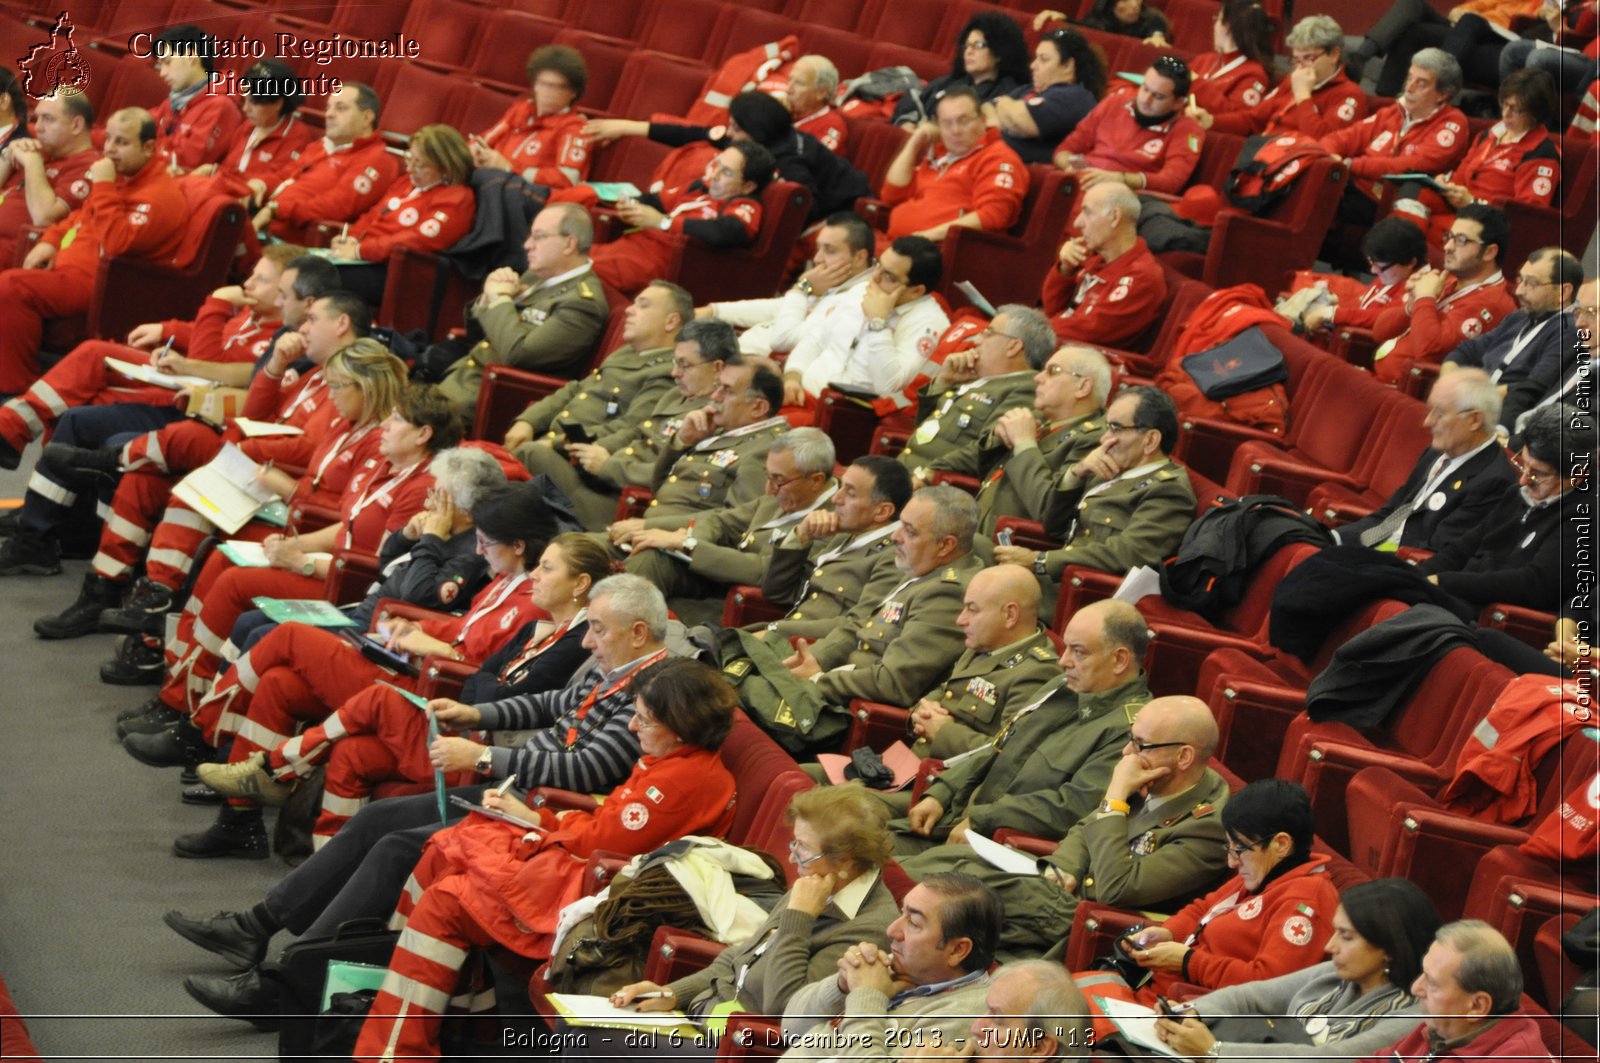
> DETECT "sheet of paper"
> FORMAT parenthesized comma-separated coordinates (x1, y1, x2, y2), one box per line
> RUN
(1113, 565, 1162, 604)
(545, 993, 697, 1032)
(1097, 997, 1181, 1056)
(103, 355, 211, 391)
(954, 280, 997, 317)
(233, 418, 304, 438)
(964, 830, 1043, 876)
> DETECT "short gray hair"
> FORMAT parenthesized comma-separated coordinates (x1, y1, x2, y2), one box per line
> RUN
(994, 960, 1094, 1061)
(1434, 920, 1523, 1015)
(1099, 181, 1142, 224)
(1412, 48, 1463, 98)
(590, 573, 668, 641)
(1061, 345, 1114, 407)
(915, 485, 977, 554)
(997, 304, 1057, 370)
(1439, 368, 1502, 428)
(796, 54, 839, 96)
(545, 201, 594, 253)
(1286, 14, 1343, 52)
(772, 426, 836, 475)
(428, 447, 507, 511)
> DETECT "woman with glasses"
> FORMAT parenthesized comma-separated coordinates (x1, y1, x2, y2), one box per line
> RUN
(1393, 69, 1562, 250)
(989, 28, 1106, 164)
(610, 783, 900, 1029)
(893, 12, 1031, 126)
(1153, 879, 1441, 1062)
(1188, 1, 1276, 117)
(325, 124, 476, 306)
(353, 657, 738, 1059)
(1076, 779, 1341, 1022)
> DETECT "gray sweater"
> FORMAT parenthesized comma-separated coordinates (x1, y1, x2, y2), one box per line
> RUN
(1187, 961, 1422, 1063)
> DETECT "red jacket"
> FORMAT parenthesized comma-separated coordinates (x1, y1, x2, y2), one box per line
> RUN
(1212, 71, 1367, 140)
(157, 297, 281, 365)
(40, 154, 187, 276)
(152, 91, 242, 171)
(1335, 278, 1407, 330)
(1371, 272, 1516, 382)
(1320, 102, 1471, 202)
(1057, 98, 1205, 195)
(240, 364, 327, 427)
(795, 105, 848, 153)
(284, 417, 382, 513)
(417, 571, 538, 664)
(1521, 738, 1599, 861)
(0, 146, 96, 263)
(1445, 124, 1561, 208)
(212, 114, 316, 188)
(1359, 1014, 1553, 1063)
(1041, 237, 1168, 347)
(347, 176, 475, 261)
(1437, 675, 1593, 823)
(1189, 52, 1271, 116)
(336, 454, 433, 553)
(1154, 856, 1341, 995)
(265, 133, 400, 239)
(882, 128, 1029, 238)
(482, 102, 594, 188)
(426, 744, 737, 956)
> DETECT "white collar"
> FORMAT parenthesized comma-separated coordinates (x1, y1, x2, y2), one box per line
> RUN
(828, 869, 878, 919)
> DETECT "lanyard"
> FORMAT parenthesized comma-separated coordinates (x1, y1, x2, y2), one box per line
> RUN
(564, 649, 668, 747)
(310, 421, 374, 488)
(280, 369, 326, 420)
(500, 609, 587, 683)
(340, 456, 423, 547)
(452, 571, 530, 649)
(1493, 314, 1558, 381)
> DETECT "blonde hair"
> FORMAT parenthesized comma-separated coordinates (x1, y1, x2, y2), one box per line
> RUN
(325, 339, 407, 426)
(409, 124, 473, 185)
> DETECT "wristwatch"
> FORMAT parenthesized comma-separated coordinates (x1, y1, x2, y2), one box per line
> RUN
(795, 277, 814, 296)
(865, 316, 889, 332)
(474, 747, 495, 776)
(682, 534, 699, 554)
(1033, 554, 1048, 576)
(299, 557, 316, 577)
(1100, 798, 1131, 815)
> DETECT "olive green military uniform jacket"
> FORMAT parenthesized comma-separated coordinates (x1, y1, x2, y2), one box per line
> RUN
(513, 344, 674, 442)
(809, 551, 986, 709)
(592, 387, 711, 490)
(672, 480, 839, 588)
(1043, 459, 1197, 579)
(642, 415, 789, 525)
(439, 263, 610, 410)
(758, 523, 904, 643)
(898, 371, 1037, 479)
(907, 673, 1151, 845)
(975, 409, 1106, 537)
(911, 627, 1064, 760)
(901, 769, 1230, 957)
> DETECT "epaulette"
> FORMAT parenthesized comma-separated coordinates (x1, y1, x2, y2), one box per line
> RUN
(1029, 644, 1056, 661)
(1192, 802, 1216, 818)
(1154, 468, 1178, 480)
(941, 566, 961, 582)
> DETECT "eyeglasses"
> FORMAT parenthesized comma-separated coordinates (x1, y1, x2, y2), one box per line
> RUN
(1442, 232, 1483, 248)
(1042, 364, 1085, 378)
(979, 326, 1019, 342)
(1512, 454, 1558, 485)
(1223, 839, 1263, 859)
(1367, 259, 1393, 273)
(1290, 49, 1330, 67)
(1105, 420, 1149, 434)
(788, 838, 826, 869)
(475, 531, 503, 548)
(672, 356, 706, 371)
(1515, 274, 1557, 288)
(766, 472, 811, 489)
(632, 712, 664, 731)
(1127, 732, 1188, 753)
(326, 380, 355, 392)
(965, 38, 992, 51)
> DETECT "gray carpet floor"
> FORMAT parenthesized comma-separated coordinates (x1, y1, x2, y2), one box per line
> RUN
(1, 443, 291, 1060)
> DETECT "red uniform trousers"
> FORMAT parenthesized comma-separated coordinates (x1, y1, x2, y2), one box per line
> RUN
(354, 858, 500, 1061)
(91, 422, 230, 581)
(0, 341, 181, 449)
(0, 264, 95, 393)
(158, 552, 321, 714)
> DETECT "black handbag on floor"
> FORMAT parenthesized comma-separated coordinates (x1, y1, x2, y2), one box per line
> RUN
(260, 917, 400, 1062)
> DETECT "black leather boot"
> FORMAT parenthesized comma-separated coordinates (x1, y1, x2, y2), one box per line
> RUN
(122, 717, 210, 769)
(33, 572, 125, 639)
(163, 909, 271, 969)
(172, 805, 268, 860)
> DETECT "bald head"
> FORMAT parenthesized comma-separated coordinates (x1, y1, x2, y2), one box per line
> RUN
(959, 564, 1043, 652)
(1126, 695, 1217, 796)
(103, 106, 159, 175)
